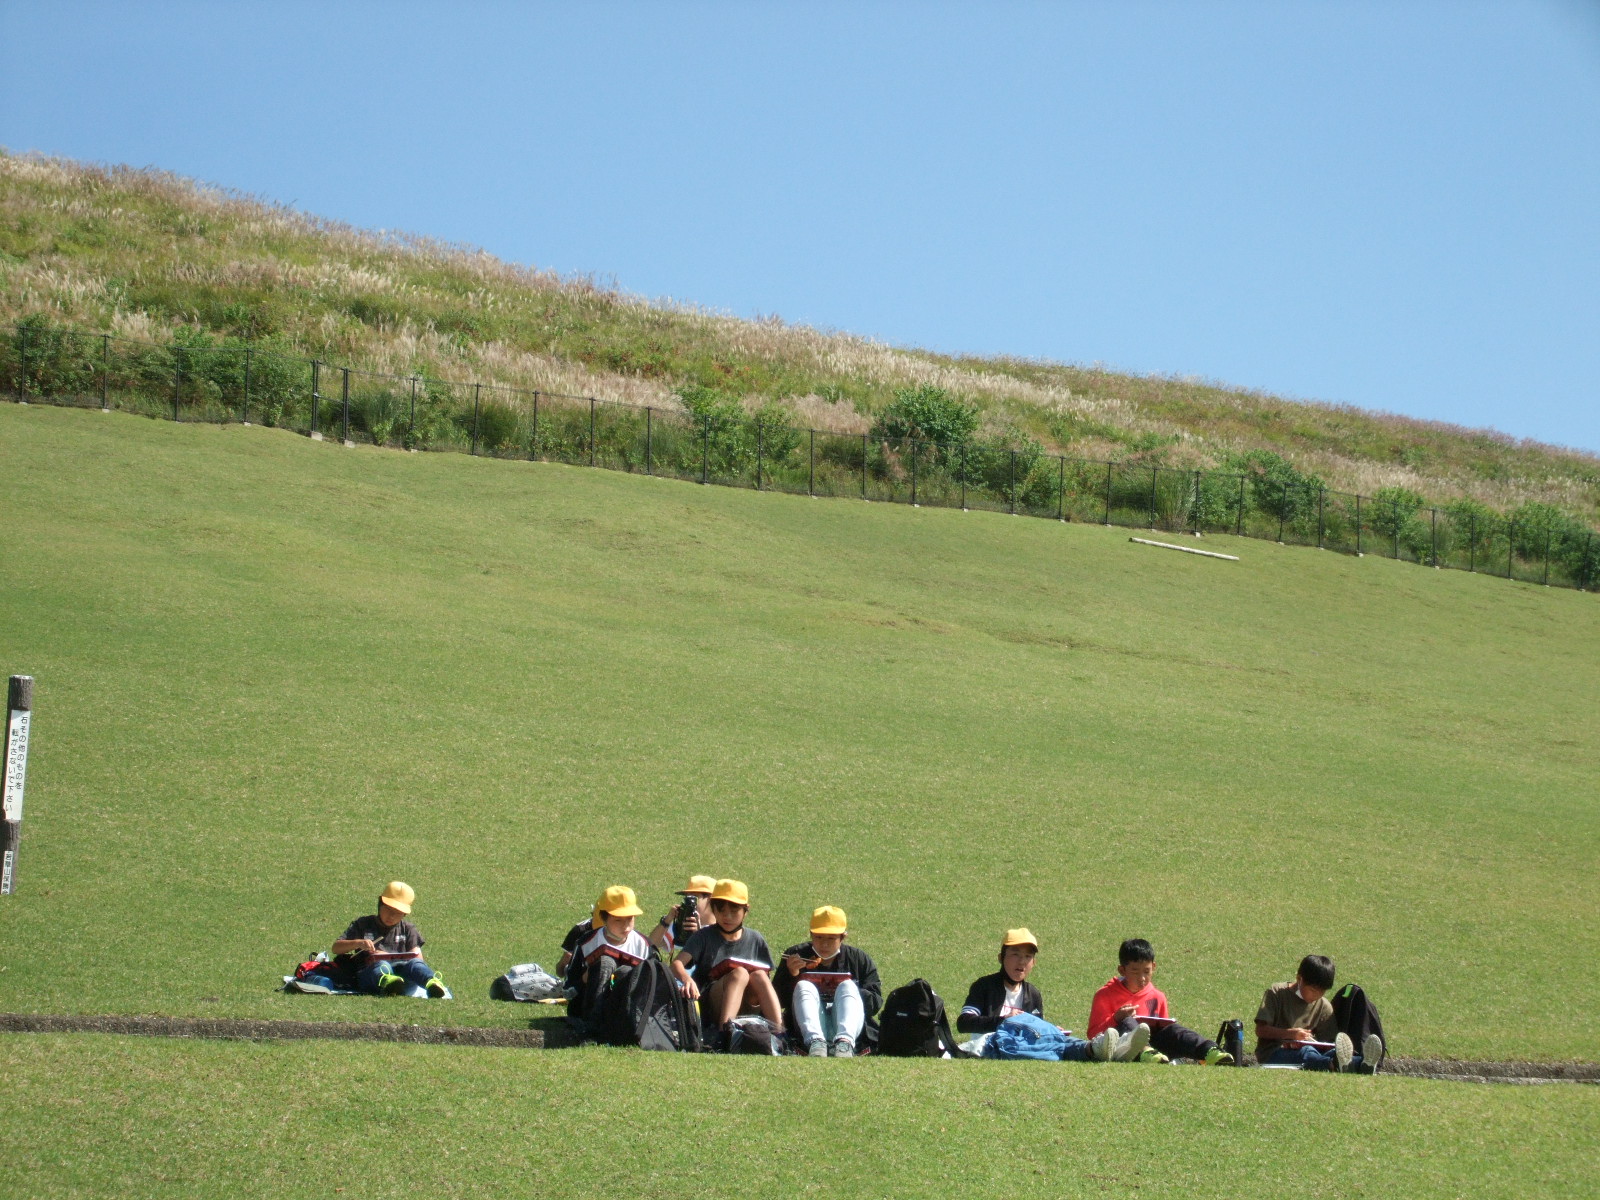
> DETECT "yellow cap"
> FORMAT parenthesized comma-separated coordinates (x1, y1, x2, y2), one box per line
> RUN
(684, 875, 716, 895)
(379, 881, 415, 914)
(711, 878, 749, 906)
(593, 885, 645, 922)
(809, 905, 848, 935)
(1001, 927, 1039, 950)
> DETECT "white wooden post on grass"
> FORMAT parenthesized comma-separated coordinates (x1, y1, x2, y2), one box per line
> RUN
(2, 675, 34, 895)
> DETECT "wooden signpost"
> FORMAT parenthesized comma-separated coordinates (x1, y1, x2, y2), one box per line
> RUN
(2, 675, 33, 895)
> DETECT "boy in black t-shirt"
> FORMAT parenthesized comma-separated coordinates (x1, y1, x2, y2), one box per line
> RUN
(671, 878, 782, 1046)
(303, 881, 447, 997)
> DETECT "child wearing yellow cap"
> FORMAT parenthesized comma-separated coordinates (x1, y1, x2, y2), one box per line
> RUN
(957, 928, 1131, 1062)
(774, 906, 882, 1057)
(565, 885, 652, 1039)
(648, 874, 717, 955)
(302, 881, 447, 998)
(670, 878, 782, 1048)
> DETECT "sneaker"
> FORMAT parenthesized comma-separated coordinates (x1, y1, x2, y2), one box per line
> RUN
(377, 972, 407, 996)
(1333, 1032, 1354, 1073)
(831, 1038, 855, 1058)
(287, 978, 332, 994)
(424, 975, 448, 999)
(807, 1039, 828, 1058)
(1113, 1023, 1151, 1062)
(1361, 1033, 1384, 1073)
(1204, 1045, 1235, 1067)
(1088, 1028, 1118, 1062)
(1137, 1048, 1171, 1064)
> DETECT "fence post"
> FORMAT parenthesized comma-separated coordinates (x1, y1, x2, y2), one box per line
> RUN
(16, 325, 27, 401)
(1236, 475, 1245, 536)
(1585, 530, 1595, 591)
(702, 413, 710, 484)
(101, 334, 111, 411)
(1431, 508, 1439, 567)
(172, 360, 181, 422)
(861, 434, 868, 499)
(588, 397, 596, 467)
(1009, 451, 1017, 515)
(1278, 481, 1287, 543)
(529, 389, 538, 458)
(756, 422, 764, 491)
(310, 360, 321, 438)
(961, 443, 968, 510)
(1192, 469, 1201, 532)
(1468, 513, 1476, 572)
(1355, 493, 1362, 554)
(809, 429, 815, 496)
(1508, 519, 1515, 579)
(910, 439, 917, 505)
(645, 407, 653, 475)
(1058, 457, 1066, 520)
(410, 376, 419, 444)
(470, 383, 483, 455)
(341, 368, 352, 445)
(240, 346, 251, 423)
(1317, 487, 1326, 548)
(1148, 466, 1158, 528)
(2, 674, 34, 896)
(1103, 461, 1112, 524)
(1392, 500, 1399, 559)
(1543, 526, 1552, 585)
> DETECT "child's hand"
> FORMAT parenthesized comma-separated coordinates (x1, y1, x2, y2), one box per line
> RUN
(1114, 1003, 1138, 1023)
(1283, 1027, 1311, 1043)
(680, 978, 700, 1001)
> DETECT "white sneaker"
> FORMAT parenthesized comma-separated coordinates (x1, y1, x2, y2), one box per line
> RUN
(806, 1039, 828, 1058)
(830, 1038, 855, 1058)
(1088, 1028, 1118, 1061)
(1114, 1023, 1152, 1062)
(1361, 1033, 1384, 1073)
(1333, 1032, 1354, 1073)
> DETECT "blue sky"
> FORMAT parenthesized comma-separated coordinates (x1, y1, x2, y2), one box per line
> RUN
(3, 1, 1598, 452)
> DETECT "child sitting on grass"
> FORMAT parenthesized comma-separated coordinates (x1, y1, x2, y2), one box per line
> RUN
(957, 928, 1128, 1062)
(565, 885, 653, 1038)
(1086, 938, 1233, 1065)
(648, 873, 717, 955)
(1255, 954, 1382, 1072)
(774, 906, 882, 1058)
(671, 878, 782, 1050)
(305, 881, 447, 997)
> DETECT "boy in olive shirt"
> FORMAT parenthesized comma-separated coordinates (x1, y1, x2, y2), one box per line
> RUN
(1255, 954, 1380, 1072)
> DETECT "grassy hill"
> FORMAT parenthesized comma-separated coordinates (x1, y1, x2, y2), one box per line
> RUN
(3, 150, 1598, 537)
(1, 403, 1596, 1197)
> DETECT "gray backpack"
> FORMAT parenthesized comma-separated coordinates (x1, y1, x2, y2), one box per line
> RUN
(490, 962, 563, 1002)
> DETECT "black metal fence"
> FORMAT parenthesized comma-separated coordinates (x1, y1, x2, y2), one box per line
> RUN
(4, 322, 1597, 592)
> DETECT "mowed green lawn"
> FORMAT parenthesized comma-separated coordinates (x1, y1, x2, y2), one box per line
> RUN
(0, 403, 1597, 1067)
(0, 1035, 1592, 1200)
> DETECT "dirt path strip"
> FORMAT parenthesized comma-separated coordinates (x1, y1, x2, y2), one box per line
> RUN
(1, 1014, 1596, 1083)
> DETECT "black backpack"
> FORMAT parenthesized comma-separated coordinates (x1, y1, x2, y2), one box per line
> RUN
(1332, 983, 1386, 1067)
(595, 952, 697, 1049)
(876, 979, 959, 1057)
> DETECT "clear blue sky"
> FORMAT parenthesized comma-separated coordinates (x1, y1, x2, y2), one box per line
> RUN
(4, 1, 1598, 452)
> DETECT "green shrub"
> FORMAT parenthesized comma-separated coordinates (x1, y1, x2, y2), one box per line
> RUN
(1226, 450, 1324, 525)
(1368, 486, 1426, 540)
(870, 385, 979, 448)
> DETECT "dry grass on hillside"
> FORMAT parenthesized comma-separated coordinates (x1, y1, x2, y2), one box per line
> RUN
(2, 151, 1596, 524)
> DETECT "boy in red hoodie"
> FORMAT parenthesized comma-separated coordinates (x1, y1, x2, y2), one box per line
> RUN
(1087, 938, 1233, 1065)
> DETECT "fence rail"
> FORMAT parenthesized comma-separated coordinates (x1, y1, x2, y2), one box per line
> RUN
(4, 322, 1596, 593)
